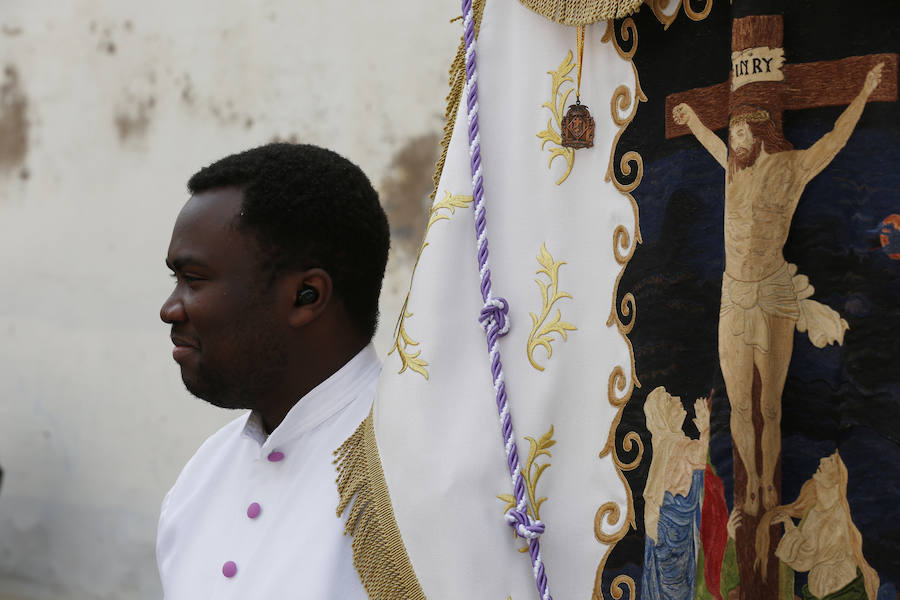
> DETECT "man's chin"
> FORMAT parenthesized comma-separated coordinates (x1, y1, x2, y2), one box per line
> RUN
(181, 374, 251, 410)
(180, 373, 210, 401)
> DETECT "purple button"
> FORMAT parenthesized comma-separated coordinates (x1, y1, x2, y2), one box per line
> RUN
(247, 502, 261, 519)
(267, 451, 285, 462)
(222, 561, 237, 578)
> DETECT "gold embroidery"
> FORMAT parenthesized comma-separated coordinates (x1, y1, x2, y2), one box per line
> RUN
(610, 574, 636, 600)
(601, 17, 637, 61)
(593, 14, 646, 600)
(334, 412, 426, 600)
(498, 425, 556, 552)
(390, 191, 475, 380)
(425, 190, 475, 235)
(648, 0, 713, 30)
(538, 51, 577, 185)
(526, 244, 577, 371)
(392, 303, 429, 379)
(517, 0, 643, 26)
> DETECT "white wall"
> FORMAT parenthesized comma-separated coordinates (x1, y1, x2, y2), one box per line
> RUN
(0, 2, 458, 598)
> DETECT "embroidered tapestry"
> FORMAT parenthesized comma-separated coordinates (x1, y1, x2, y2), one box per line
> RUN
(606, 2, 899, 600)
(335, 1, 899, 599)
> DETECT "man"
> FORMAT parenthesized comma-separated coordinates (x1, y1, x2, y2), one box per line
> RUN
(156, 143, 389, 598)
(671, 62, 883, 515)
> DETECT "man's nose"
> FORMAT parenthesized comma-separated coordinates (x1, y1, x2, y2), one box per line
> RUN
(160, 291, 186, 324)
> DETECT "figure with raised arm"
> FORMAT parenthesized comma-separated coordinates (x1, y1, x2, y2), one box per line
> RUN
(671, 63, 883, 516)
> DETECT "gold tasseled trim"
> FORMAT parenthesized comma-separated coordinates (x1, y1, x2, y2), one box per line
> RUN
(518, 0, 643, 25)
(430, 0, 487, 201)
(334, 412, 427, 600)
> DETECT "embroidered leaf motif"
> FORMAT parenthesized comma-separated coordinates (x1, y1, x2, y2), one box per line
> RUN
(390, 191, 474, 380)
(527, 244, 577, 371)
(498, 493, 516, 513)
(496, 424, 556, 552)
(425, 191, 474, 236)
(524, 425, 556, 522)
(537, 50, 576, 185)
(391, 303, 430, 379)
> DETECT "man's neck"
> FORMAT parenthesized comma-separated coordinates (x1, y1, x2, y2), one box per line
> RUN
(258, 338, 368, 433)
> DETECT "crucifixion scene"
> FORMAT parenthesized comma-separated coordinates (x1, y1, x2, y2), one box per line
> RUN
(674, 54, 880, 520)
(608, 2, 900, 600)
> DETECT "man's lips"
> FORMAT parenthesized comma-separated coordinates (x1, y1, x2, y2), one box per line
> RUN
(171, 335, 199, 362)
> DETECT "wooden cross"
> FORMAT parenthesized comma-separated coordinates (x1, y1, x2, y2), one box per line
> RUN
(660, 12, 896, 600)
(665, 16, 897, 140)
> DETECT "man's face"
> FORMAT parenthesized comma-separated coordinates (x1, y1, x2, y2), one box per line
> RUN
(160, 187, 287, 409)
(729, 121, 754, 156)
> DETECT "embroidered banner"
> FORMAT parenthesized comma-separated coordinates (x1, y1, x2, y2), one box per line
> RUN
(339, 0, 644, 598)
(603, 2, 900, 600)
(337, 1, 900, 599)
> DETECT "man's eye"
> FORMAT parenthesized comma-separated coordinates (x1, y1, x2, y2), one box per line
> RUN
(170, 273, 201, 283)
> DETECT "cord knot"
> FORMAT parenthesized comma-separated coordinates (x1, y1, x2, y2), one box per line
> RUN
(505, 507, 545, 540)
(479, 296, 510, 336)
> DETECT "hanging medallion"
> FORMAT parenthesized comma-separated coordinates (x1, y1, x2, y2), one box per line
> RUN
(561, 101, 595, 148)
(561, 25, 594, 149)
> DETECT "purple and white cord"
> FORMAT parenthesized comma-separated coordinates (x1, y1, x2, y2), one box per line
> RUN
(461, 1, 552, 598)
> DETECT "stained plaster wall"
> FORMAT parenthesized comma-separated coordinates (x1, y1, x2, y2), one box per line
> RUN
(0, 2, 458, 598)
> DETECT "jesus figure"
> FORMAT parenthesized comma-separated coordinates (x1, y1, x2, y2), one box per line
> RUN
(671, 62, 883, 516)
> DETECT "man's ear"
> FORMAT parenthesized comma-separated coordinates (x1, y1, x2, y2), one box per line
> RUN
(285, 268, 332, 327)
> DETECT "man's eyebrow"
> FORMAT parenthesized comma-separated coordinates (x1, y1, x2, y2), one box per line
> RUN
(166, 256, 207, 271)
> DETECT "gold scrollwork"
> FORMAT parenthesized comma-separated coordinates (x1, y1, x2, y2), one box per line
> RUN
(649, 0, 713, 30)
(607, 365, 630, 408)
(601, 17, 638, 61)
(613, 150, 644, 194)
(605, 77, 646, 193)
(537, 50, 576, 185)
(594, 501, 623, 544)
(593, 467, 638, 599)
(616, 431, 644, 471)
(498, 424, 556, 552)
(618, 293, 636, 335)
(610, 575, 636, 600)
(594, 11, 647, 600)
(527, 244, 577, 371)
(611, 84, 634, 127)
(390, 191, 474, 379)
(598, 369, 642, 466)
(612, 224, 638, 266)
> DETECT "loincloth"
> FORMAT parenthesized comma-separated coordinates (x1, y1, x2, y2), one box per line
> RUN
(720, 262, 849, 352)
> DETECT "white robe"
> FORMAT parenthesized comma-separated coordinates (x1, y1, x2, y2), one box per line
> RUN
(157, 345, 379, 600)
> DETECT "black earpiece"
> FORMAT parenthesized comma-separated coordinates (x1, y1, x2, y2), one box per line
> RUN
(295, 286, 319, 306)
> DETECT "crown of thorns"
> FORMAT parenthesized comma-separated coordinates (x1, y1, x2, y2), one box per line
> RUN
(730, 108, 771, 126)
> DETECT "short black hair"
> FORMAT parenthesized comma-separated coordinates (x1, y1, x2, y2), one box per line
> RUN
(187, 143, 389, 341)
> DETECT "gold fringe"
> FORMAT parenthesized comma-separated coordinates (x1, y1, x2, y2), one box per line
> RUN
(518, 0, 643, 25)
(430, 0, 487, 200)
(335, 412, 427, 600)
